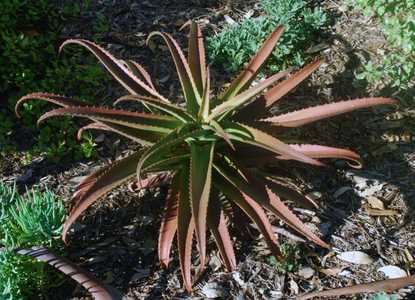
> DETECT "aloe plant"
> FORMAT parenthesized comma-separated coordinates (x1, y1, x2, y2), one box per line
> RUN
(16, 21, 397, 291)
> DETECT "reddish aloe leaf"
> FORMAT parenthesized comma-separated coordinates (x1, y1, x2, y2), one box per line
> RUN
(76, 121, 162, 145)
(121, 59, 156, 90)
(298, 275, 415, 300)
(38, 106, 180, 133)
(77, 122, 110, 140)
(221, 26, 284, 100)
(63, 151, 144, 243)
(187, 21, 206, 96)
(264, 59, 322, 107)
(207, 196, 236, 271)
(265, 186, 329, 248)
(190, 142, 215, 271)
(60, 39, 167, 100)
(210, 69, 291, 120)
(228, 122, 324, 166)
(214, 169, 282, 260)
(280, 144, 363, 168)
(17, 247, 120, 300)
(177, 167, 195, 292)
(158, 174, 180, 268)
(147, 32, 201, 115)
(15, 92, 86, 118)
(114, 94, 192, 122)
(265, 178, 319, 209)
(266, 97, 398, 127)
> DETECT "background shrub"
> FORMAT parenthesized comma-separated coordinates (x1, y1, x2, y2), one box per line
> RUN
(207, 0, 327, 74)
(353, 0, 414, 101)
(0, 0, 108, 161)
(0, 181, 66, 299)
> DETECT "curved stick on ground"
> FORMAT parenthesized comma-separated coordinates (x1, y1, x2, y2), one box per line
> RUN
(17, 246, 122, 300)
(297, 275, 415, 300)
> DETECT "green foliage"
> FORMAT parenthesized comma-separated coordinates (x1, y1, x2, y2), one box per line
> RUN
(206, 0, 327, 73)
(0, 181, 66, 299)
(0, 0, 107, 161)
(354, 0, 414, 96)
(371, 292, 398, 300)
(266, 243, 301, 273)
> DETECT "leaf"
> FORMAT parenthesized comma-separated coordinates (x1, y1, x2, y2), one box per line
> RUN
(190, 142, 214, 271)
(158, 173, 179, 268)
(266, 178, 319, 209)
(176, 167, 195, 292)
(297, 275, 415, 300)
(226, 122, 324, 166)
(264, 59, 322, 107)
(207, 196, 236, 271)
(280, 144, 363, 168)
(378, 266, 407, 279)
(264, 186, 329, 248)
(198, 66, 210, 121)
(114, 94, 193, 122)
(15, 93, 163, 144)
(216, 161, 328, 248)
(365, 208, 399, 216)
(266, 97, 398, 127)
(60, 39, 166, 100)
(221, 26, 284, 100)
(209, 69, 291, 120)
(63, 151, 143, 242)
(367, 196, 385, 210)
(15, 92, 86, 118)
(209, 120, 235, 150)
(121, 59, 156, 90)
(135, 127, 206, 184)
(38, 106, 180, 134)
(187, 21, 206, 96)
(214, 166, 282, 259)
(76, 122, 162, 145)
(337, 251, 374, 264)
(17, 246, 121, 300)
(147, 32, 201, 115)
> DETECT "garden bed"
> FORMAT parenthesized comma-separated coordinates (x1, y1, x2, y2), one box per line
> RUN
(1, 0, 414, 299)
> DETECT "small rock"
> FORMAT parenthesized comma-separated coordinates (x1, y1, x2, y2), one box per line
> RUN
(298, 267, 315, 279)
(378, 266, 407, 279)
(201, 282, 224, 298)
(337, 251, 374, 265)
(338, 269, 352, 277)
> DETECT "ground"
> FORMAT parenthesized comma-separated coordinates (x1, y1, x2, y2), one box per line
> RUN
(1, 0, 414, 299)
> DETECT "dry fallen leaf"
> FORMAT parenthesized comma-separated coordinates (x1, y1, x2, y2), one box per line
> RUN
(337, 251, 374, 265)
(365, 208, 399, 216)
(367, 196, 385, 210)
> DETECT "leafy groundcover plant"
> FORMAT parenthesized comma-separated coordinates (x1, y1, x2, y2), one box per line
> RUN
(17, 22, 397, 291)
(0, 182, 115, 300)
(207, 0, 327, 73)
(0, 182, 65, 299)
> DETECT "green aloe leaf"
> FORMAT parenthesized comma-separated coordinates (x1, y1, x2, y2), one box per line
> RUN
(115, 94, 193, 122)
(147, 32, 201, 116)
(190, 142, 214, 270)
(38, 106, 180, 134)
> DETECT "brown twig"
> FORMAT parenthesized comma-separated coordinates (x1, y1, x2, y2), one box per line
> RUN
(297, 275, 415, 299)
